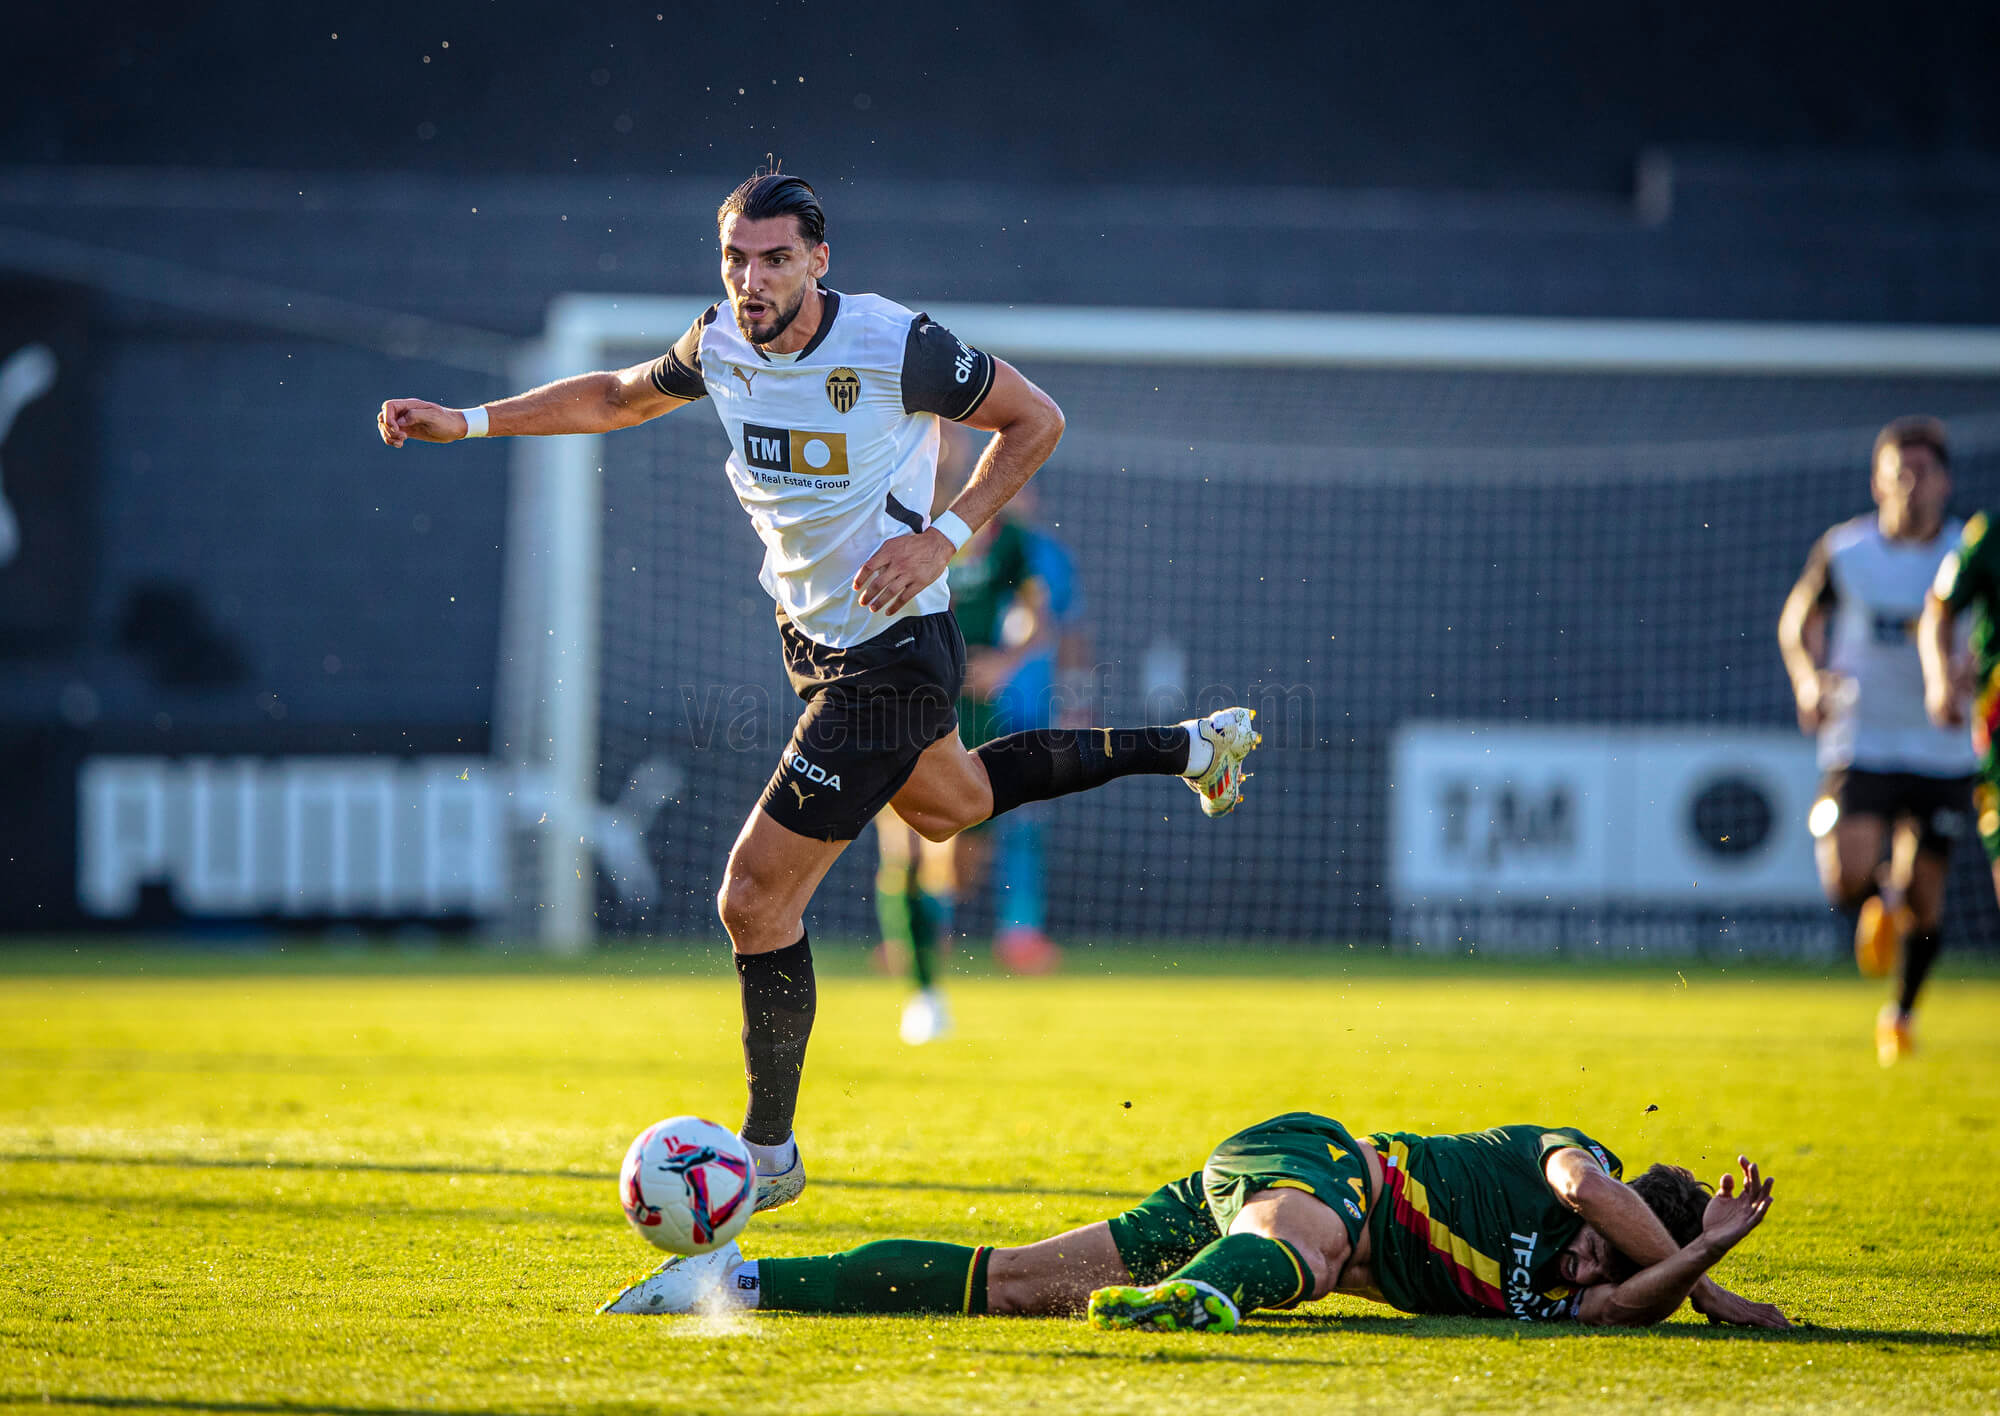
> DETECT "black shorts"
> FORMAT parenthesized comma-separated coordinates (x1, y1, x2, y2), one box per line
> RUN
(1819, 768, 1974, 858)
(755, 609, 966, 842)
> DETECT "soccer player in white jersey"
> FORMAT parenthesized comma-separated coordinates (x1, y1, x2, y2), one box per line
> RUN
(1777, 417, 1973, 1063)
(376, 170, 1261, 1202)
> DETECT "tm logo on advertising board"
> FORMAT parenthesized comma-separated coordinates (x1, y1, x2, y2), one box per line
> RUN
(1390, 723, 1822, 907)
(1436, 777, 1577, 870)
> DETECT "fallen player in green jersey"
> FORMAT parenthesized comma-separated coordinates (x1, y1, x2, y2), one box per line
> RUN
(600, 1111, 1788, 1330)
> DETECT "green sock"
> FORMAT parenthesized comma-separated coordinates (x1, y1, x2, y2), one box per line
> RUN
(1168, 1233, 1310, 1313)
(875, 859, 919, 977)
(908, 888, 947, 990)
(757, 1241, 990, 1314)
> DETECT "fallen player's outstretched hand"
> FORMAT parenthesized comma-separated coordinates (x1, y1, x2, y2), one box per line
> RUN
(1703, 1155, 1775, 1253)
(1684, 1157, 1788, 1328)
(1693, 1281, 1792, 1329)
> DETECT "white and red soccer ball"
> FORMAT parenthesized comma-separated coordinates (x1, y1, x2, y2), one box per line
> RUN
(618, 1116, 757, 1255)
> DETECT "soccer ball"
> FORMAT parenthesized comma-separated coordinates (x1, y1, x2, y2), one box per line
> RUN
(618, 1116, 757, 1255)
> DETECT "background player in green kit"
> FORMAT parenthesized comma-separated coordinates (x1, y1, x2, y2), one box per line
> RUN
(603, 1112, 1787, 1332)
(874, 437, 1060, 1043)
(1919, 509, 2000, 1048)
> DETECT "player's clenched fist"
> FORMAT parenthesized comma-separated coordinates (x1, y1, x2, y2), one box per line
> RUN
(377, 399, 469, 448)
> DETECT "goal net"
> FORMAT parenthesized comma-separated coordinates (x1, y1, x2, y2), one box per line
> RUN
(498, 300, 2000, 955)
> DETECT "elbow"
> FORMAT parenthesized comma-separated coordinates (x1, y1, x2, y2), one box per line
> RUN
(1037, 394, 1066, 453)
(1624, 1300, 1680, 1328)
(1561, 1164, 1615, 1214)
(606, 392, 645, 430)
(1778, 589, 1818, 642)
(603, 375, 653, 430)
(1585, 1295, 1675, 1329)
(1608, 1308, 1664, 1329)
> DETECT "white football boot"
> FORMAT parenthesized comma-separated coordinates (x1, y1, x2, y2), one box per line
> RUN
(1182, 707, 1261, 817)
(597, 1240, 744, 1315)
(899, 987, 953, 1046)
(752, 1141, 806, 1213)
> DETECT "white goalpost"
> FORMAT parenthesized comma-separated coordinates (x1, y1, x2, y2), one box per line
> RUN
(498, 297, 2000, 951)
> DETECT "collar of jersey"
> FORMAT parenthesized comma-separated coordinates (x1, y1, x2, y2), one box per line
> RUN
(748, 286, 841, 363)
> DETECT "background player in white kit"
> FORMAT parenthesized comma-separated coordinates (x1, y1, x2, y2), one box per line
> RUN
(1777, 416, 1973, 1063)
(374, 170, 1261, 1201)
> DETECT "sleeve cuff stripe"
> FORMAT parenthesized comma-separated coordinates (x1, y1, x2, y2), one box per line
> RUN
(954, 357, 996, 421)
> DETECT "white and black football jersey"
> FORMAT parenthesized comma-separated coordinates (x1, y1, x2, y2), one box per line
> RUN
(650, 288, 996, 648)
(1799, 514, 1975, 775)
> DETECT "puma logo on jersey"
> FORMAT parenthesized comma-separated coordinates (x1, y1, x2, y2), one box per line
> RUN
(729, 365, 758, 396)
(785, 750, 842, 791)
(788, 782, 814, 808)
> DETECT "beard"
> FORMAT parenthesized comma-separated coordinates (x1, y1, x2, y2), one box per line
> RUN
(733, 285, 807, 346)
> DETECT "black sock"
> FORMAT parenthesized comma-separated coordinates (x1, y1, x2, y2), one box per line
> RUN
(1897, 929, 1942, 1015)
(737, 934, 816, 1146)
(975, 727, 1190, 820)
(908, 886, 942, 991)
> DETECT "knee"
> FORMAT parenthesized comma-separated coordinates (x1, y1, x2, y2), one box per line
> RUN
(716, 867, 779, 940)
(1824, 861, 1877, 910)
(1229, 1193, 1349, 1299)
(983, 1248, 1037, 1316)
(904, 804, 975, 844)
(912, 815, 963, 845)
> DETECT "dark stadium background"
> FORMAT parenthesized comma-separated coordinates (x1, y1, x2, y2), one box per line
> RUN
(5, 0, 1999, 948)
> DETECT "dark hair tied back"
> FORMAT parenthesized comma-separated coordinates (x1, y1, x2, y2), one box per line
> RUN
(718, 166, 825, 246)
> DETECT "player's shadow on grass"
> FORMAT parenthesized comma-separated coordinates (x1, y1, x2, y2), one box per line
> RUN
(0, 1186, 581, 1228)
(1, 1151, 1142, 1204)
(0, 1400, 525, 1416)
(1244, 1313, 1999, 1348)
(968, 1344, 1350, 1370)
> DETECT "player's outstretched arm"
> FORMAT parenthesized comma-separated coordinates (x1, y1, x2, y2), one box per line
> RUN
(1546, 1149, 1787, 1329)
(376, 359, 688, 448)
(1573, 1158, 1778, 1328)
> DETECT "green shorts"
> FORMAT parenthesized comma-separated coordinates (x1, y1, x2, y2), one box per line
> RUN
(1105, 1113, 1373, 1286)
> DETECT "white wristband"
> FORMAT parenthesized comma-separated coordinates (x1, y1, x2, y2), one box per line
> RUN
(931, 510, 973, 550)
(458, 406, 490, 439)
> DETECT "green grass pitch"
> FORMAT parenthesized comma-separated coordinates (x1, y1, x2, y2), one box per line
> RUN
(2, 943, 1997, 1414)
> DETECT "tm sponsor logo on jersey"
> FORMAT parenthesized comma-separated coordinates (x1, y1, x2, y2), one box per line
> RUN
(1872, 608, 1921, 645)
(786, 750, 842, 792)
(1504, 1230, 1563, 1321)
(743, 422, 851, 487)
